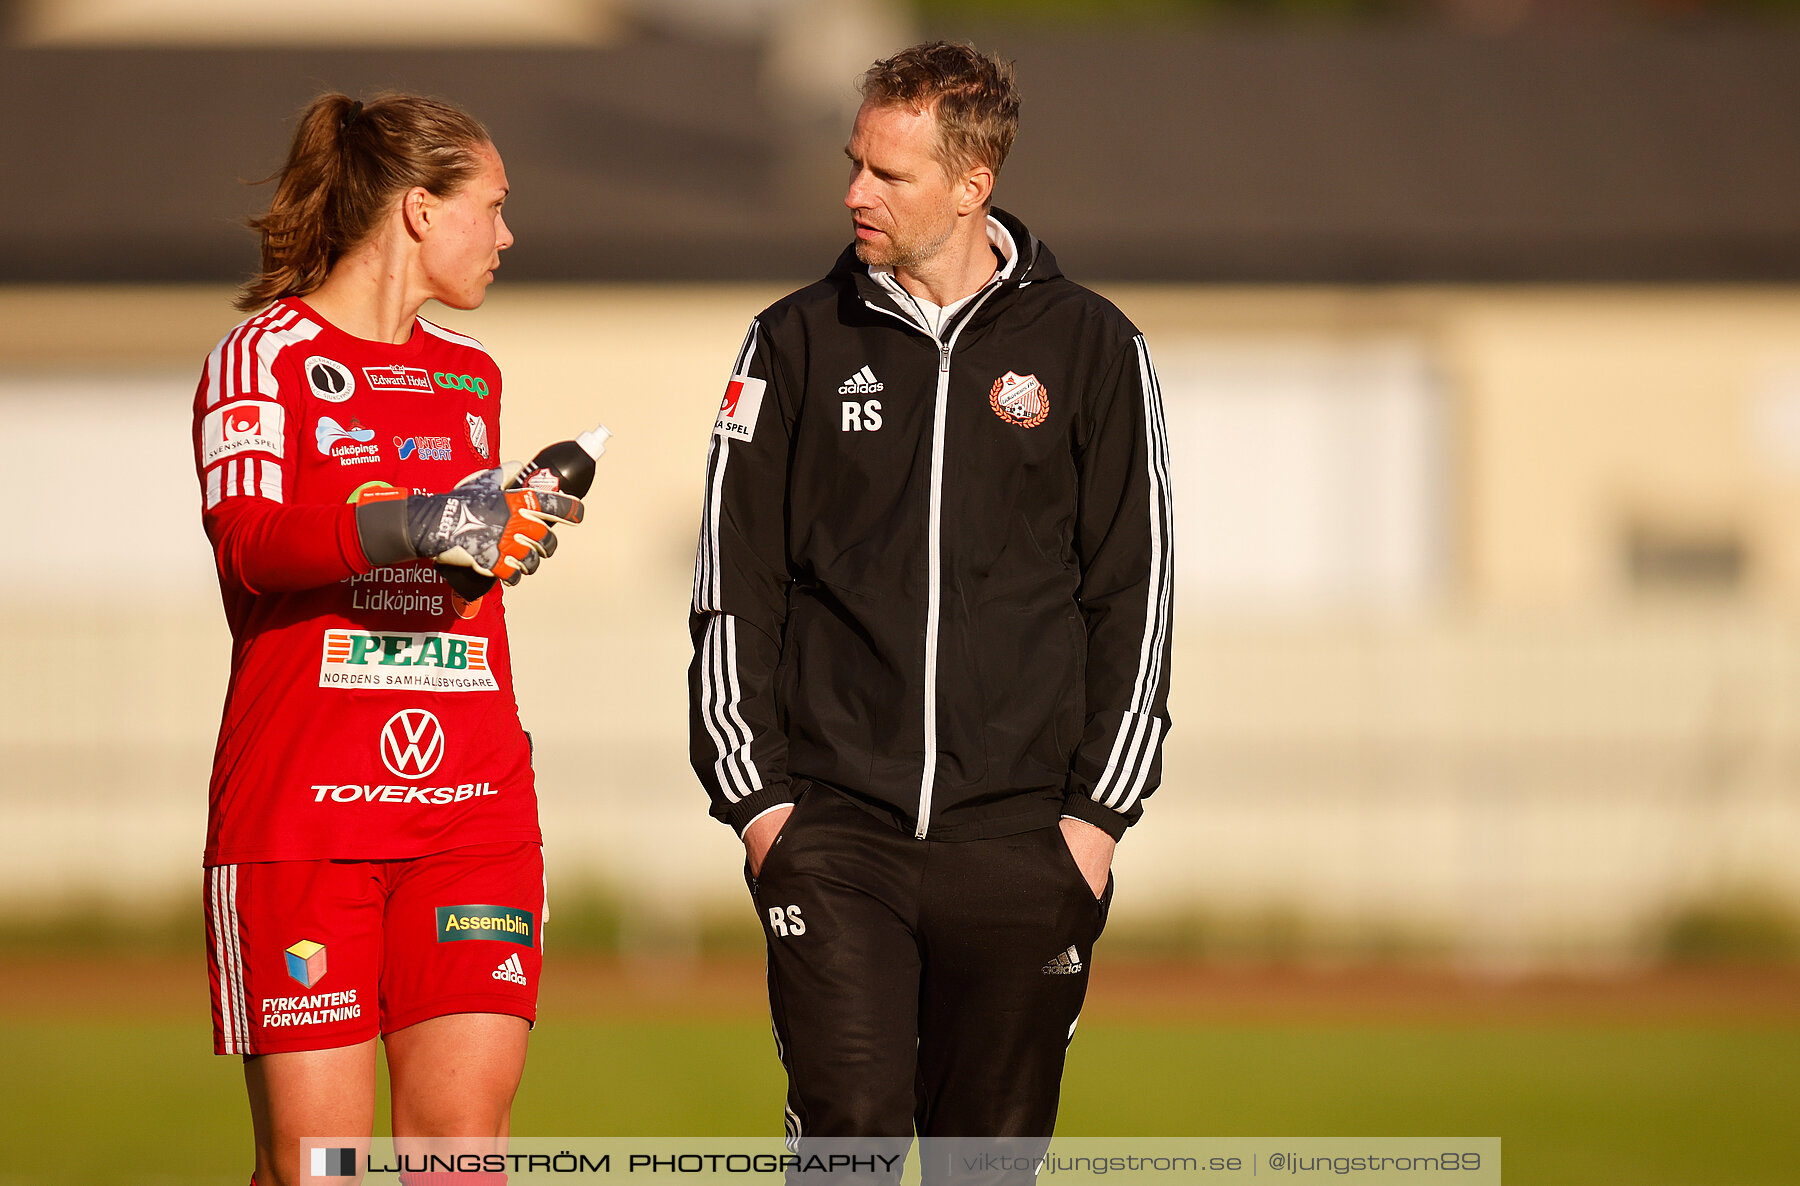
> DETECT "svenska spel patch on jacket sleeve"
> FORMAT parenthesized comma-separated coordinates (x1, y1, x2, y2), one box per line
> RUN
(715, 374, 767, 442)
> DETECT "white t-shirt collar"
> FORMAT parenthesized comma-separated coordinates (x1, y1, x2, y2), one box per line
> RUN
(870, 214, 1019, 334)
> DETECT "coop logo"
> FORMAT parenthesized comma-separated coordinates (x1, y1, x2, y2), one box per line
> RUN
(362, 364, 432, 393)
(380, 709, 445, 779)
(434, 371, 490, 397)
(714, 374, 767, 442)
(316, 416, 380, 464)
(305, 356, 355, 402)
(436, 904, 535, 948)
(395, 434, 453, 461)
(201, 400, 285, 465)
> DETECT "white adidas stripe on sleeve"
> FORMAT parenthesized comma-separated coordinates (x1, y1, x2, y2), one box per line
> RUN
(1092, 335, 1174, 811)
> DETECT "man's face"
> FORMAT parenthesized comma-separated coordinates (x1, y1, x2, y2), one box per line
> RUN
(844, 101, 962, 270)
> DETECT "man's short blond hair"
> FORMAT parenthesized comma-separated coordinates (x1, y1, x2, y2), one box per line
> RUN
(859, 41, 1020, 181)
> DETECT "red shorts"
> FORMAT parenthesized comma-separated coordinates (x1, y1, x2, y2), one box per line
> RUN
(203, 841, 544, 1056)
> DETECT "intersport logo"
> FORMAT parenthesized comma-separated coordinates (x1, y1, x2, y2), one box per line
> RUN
(380, 709, 445, 779)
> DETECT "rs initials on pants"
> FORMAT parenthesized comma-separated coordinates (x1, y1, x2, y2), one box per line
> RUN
(767, 905, 806, 936)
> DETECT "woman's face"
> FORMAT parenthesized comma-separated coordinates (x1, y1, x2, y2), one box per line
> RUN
(418, 142, 513, 310)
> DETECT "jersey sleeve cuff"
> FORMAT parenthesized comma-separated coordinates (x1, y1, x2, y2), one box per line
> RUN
(722, 785, 796, 837)
(352, 498, 415, 568)
(1060, 791, 1132, 841)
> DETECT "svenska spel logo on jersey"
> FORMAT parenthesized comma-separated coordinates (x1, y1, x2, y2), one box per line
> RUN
(380, 709, 445, 779)
(200, 399, 285, 465)
(435, 904, 535, 948)
(305, 356, 355, 402)
(361, 364, 432, 393)
(714, 374, 767, 443)
(989, 371, 1049, 429)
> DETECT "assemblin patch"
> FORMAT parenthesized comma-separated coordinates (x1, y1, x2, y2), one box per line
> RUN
(435, 904, 534, 946)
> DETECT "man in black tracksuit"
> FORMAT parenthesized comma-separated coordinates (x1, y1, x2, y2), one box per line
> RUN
(688, 42, 1172, 1166)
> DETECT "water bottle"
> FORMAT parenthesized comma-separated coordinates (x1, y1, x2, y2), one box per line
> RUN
(511, 424, 612, 499)
(439, 424, 612, 603)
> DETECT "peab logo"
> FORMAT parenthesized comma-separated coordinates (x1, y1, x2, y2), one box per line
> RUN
(380, 709, 445, 779)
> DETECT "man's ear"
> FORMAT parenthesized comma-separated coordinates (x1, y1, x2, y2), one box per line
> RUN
(958, 164, 995, 216)
(401, 186, 433, 242)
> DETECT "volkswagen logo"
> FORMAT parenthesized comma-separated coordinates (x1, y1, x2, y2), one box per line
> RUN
(380, 709, 445, 779)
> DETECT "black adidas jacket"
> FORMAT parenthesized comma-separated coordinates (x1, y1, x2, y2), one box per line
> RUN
(689, 209, 1172, 843)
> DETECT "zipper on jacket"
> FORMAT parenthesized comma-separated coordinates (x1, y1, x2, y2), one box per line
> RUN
(864, 279, 1002, 839)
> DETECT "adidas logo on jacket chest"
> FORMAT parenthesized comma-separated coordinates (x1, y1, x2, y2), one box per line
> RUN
(834, 365, 1051, 434)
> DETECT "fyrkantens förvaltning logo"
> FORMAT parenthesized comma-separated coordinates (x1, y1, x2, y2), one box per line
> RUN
(285, 939, 327, 988)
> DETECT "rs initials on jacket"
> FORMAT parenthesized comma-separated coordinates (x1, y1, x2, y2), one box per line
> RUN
(841, 400, 883, 432)
(767, 905, 807, 936)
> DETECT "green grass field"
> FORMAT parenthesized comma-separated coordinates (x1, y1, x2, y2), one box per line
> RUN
(3, 961, 1797, 1185)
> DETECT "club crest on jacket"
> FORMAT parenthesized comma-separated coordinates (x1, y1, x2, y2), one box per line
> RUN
(989, 371, 1048, 428)
(466, 412, 490, 460)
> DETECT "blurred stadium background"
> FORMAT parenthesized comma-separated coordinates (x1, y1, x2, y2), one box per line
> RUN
(4, 1, 1800, 1183)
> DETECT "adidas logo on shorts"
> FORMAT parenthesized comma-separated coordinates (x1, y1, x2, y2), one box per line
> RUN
(838, 366, 884, 395)
(1042, 945, 1084, 975)
(492, 953, 528, 985)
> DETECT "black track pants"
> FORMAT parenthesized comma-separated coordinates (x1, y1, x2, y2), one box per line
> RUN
(748, 784, 1112, 1148)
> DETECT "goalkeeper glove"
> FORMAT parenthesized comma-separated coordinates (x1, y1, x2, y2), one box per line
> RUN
(355, 464, 583, 582)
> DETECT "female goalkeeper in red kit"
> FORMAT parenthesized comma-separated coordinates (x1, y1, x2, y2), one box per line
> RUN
(193, 92, 579, 1185)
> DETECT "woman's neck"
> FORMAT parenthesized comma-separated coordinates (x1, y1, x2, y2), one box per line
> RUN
(302, 236, 425, 344)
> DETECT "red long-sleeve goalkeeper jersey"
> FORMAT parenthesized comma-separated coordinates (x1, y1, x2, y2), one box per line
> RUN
(193, 297, 539, 865)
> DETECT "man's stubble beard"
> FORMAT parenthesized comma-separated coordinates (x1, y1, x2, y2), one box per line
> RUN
(854, 214, 957, 272)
